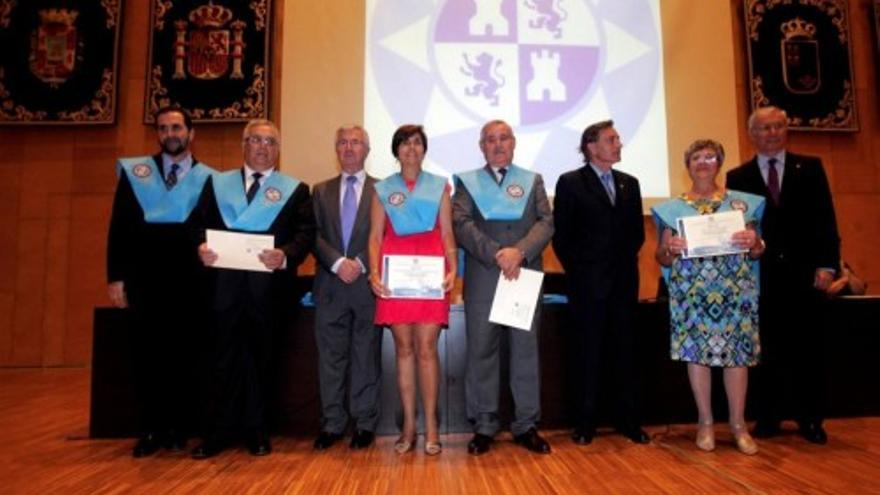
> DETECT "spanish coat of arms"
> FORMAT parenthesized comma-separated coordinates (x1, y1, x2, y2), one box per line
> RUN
(145, 0, 272, 123)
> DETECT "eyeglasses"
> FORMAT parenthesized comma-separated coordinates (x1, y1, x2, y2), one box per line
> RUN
(691, 155, 718, 164)
(245, 135, 279, 146)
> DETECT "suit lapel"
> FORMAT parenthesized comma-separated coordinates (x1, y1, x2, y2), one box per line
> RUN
(326, 175, 343, 248)
(351, 176, 375, 248)
(780, 153, 802, 206)
(580, 166, 614, 208)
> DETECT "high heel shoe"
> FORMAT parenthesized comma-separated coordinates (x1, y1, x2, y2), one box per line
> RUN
(424, 440, 442, 456)
(394, 435, 415, 454)
(695, 422, 715, 452)
(730, 423, 758, 455)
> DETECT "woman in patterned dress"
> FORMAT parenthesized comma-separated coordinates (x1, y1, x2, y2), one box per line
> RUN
(652, 139, 766, 455)
(368, 125, 456, 456)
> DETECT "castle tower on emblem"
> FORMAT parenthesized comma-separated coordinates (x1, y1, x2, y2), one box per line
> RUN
(469, 0, 509, 36)
(527, 49, 566, 102)
(172, 3, 247, 80)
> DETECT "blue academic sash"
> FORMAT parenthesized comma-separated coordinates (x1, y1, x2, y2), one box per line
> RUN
(454, 164, 535, 220)
(651, 190, 765, 282)
(213, 169, 300, 232)
(374, 171, 446, 236)
(117, 156, 214, 223)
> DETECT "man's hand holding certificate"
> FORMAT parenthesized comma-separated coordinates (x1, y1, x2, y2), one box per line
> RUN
(204, 229, 276, 272)
(676, 210, 748, 258)
(382, 255, 445, 300)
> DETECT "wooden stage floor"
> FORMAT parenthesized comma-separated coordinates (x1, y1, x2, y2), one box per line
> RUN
(1, 368, 879, 494)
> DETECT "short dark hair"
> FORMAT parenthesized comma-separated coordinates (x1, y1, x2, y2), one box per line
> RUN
(154, 105, 193, 131)
(391, 124, 427, 158)
(579, 119, 614, 163)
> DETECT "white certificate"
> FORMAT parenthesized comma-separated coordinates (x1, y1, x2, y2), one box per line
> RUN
(206, 229, 275, 272)
(677, 210, 748, 259)
(488, 268, 545, 331)
(382, 255, 445, 300)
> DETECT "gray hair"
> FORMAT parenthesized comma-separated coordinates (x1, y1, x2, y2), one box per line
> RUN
(479, 119, 513, 143)
(335, 124, 371, 149)
(242, 119, 280, 140)
(747, 106, 787, 132)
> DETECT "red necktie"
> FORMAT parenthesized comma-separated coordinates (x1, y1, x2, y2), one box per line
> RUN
(767, 158, 780, 205)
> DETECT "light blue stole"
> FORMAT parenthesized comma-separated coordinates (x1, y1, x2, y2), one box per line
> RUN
(374, 171, 446, 236)
(454, 164, 535, 220)
(651, 189, 765, 283)
(213, 169, 300, 232)
(117, 156, 214, 223)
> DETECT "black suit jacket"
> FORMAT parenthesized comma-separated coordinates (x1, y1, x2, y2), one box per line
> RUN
(107, 153, 209, 305)
(552, 165, 644, 301)
(726, 152, 840, 293)
(311, 173, 376, 305)
(197, 169, 316, 315)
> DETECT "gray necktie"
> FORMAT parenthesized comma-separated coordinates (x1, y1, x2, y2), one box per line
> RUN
(601, 171, 615, 204)
(341, 175, 357, 251)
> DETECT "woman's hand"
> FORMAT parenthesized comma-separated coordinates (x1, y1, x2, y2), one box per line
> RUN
(667, 235, 687, 257)
(443, 271, 456, 292)
(730, 229, 757, 250)
(369, 272, 390, 298)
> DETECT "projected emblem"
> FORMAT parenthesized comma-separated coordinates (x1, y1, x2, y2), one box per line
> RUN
(434, 0, 597, 126)
(367, 0, 666, 193)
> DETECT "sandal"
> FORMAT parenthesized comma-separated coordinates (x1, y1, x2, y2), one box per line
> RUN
(424, 441, 442, 456)
(696, 422, 715, 452)
(394, 435, 415, 454)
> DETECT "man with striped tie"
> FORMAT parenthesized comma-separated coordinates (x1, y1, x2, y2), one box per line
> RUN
(107, 106, 215, 457)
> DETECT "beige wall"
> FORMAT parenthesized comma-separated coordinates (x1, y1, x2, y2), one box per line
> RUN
(0, 0, 876, 367)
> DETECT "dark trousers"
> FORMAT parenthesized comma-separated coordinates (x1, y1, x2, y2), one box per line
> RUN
(208, 301, 276, 436)
(753, 287, 826, 426)
(128, 294, 199, 436)
(569, 294, 641, 431)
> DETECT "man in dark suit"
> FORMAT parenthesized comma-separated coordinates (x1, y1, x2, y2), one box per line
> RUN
(453, 120, 554, 455)
(193, 119, 315, 458)
(311, 125, 381, 451)
(107, 106, 214, 457)
(552, 119, 648, 445)
(726, 106, 840, 444)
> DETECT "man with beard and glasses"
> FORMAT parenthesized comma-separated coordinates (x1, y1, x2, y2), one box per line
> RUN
(107, 106, 216, 457)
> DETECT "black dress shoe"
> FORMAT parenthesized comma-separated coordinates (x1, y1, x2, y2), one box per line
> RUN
(618, 427, 650, 444)
(313, 431, 344, 451)
(799, 422, 828, 445)
(467, 433, 493, 455)
(514, 428, 551, 454)
(571, 427, 595, 445)
(164, 430, 187, 452)
(350, 429, 375, 450)
(191, 438, 226, 459)
(132, 433, 162, 458)
(247, 431, 272, 456)
(752, 421, 781, 439)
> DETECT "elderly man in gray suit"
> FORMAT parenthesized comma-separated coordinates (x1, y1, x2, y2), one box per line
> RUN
(452, 120, 555, 455)
(311, 125, 381, 451)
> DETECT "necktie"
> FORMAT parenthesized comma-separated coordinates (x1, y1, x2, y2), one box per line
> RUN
(767, 158, 780, 205)
(246, 172, 263, 204)
(601, 171, 616, 205)
(497, 166, 507, 185)
(341, 175, 357, 252)
(165, 163, 179, 189)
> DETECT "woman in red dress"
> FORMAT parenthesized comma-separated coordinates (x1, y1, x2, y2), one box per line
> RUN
(368, 125, 456, 456)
